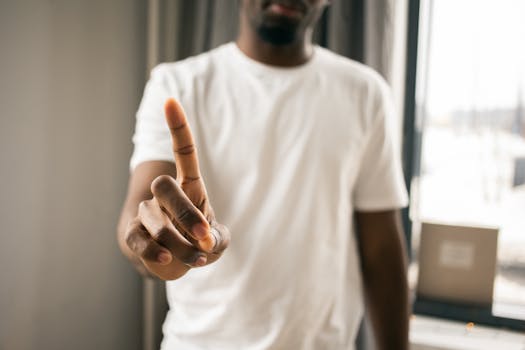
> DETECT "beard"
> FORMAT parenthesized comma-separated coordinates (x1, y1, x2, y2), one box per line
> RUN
(256, 24, 296, 45)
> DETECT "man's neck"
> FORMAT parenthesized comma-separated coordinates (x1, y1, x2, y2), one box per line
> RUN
(236, 18, 313, 67)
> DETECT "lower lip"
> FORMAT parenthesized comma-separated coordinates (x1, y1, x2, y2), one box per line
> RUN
(267, 3, 302, 18)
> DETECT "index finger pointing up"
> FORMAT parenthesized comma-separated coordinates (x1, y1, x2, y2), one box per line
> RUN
(164, 98, 201, 183)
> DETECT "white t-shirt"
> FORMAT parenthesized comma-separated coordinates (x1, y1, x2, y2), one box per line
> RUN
(131, 42, 408, 350)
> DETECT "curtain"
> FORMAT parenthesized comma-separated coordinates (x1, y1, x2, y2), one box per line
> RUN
(143, 1, 408, 349)
(147, 0, 402, 84)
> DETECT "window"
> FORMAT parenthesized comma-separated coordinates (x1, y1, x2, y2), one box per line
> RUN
(407, 0, 525, 329)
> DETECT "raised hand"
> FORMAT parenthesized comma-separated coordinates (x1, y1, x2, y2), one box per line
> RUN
(124, 98, 230, 280)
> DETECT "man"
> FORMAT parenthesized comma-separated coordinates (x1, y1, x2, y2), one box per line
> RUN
(118, 0, 410, 349)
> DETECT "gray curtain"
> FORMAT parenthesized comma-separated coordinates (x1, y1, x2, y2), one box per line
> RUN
(143, 1, 406, 349)
(148, 0, 398, 81)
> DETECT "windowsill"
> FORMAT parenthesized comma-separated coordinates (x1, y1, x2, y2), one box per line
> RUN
(410, 315, 525, 350)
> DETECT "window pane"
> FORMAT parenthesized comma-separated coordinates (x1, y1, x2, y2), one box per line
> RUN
(411, 0, 525, 319)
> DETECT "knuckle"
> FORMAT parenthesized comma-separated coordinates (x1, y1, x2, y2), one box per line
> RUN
(178, 249, 202, 265)
(151, 175, 175, 196)
(140, 242, 159, 262)
(212, 224, 231, 253)
(175, 144, 196, 155)
(151, 225, 173, 241)
(137, 200, 150, 214)
(124, 229, 136, 249)
(221, 233, 231, 250)
(176, 206, 197, 226)
(125, 228, 143, 254)
(212, 224, 231, 252)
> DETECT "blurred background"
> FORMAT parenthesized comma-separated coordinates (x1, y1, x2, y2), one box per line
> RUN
(0, 1, 524, 350)
(0, 1, 146, 349)
(409, 0, 525, 318)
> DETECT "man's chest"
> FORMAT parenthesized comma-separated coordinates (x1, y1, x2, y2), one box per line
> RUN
(182, 77, 367, 164)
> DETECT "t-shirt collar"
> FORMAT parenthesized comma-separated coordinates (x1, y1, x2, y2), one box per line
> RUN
(227, 42, 319, 76)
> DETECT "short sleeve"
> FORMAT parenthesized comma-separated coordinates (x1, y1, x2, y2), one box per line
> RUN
(129, 64, 177, 170)
(352, 78, 409, 211)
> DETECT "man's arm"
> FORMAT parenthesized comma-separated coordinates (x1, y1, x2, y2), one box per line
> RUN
(355, 209, 409, 350)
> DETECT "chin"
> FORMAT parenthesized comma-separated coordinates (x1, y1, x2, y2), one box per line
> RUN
(256, 13, 301, 45)
(256, 24, 297, 45)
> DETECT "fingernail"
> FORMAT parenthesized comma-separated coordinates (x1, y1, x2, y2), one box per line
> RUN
(192, 223, 209, 240)
(194, 255, 207, 267)
(158, 251, 172, 265)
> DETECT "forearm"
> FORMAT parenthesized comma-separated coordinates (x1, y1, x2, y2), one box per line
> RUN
(361, 241, 409, 350)
(355, 210, 410, 350)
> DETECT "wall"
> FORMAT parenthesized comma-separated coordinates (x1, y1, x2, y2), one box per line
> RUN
(0, 1, 147, 349)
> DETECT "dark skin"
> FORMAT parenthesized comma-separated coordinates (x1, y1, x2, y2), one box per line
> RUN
(355, 210, 409, 350)
(118, 0, 409, 348)
(118, 99, 230, 280)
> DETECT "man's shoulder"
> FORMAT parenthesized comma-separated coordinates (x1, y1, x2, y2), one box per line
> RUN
(316, 47, 387, 91)
(150, 43, 231, 83)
